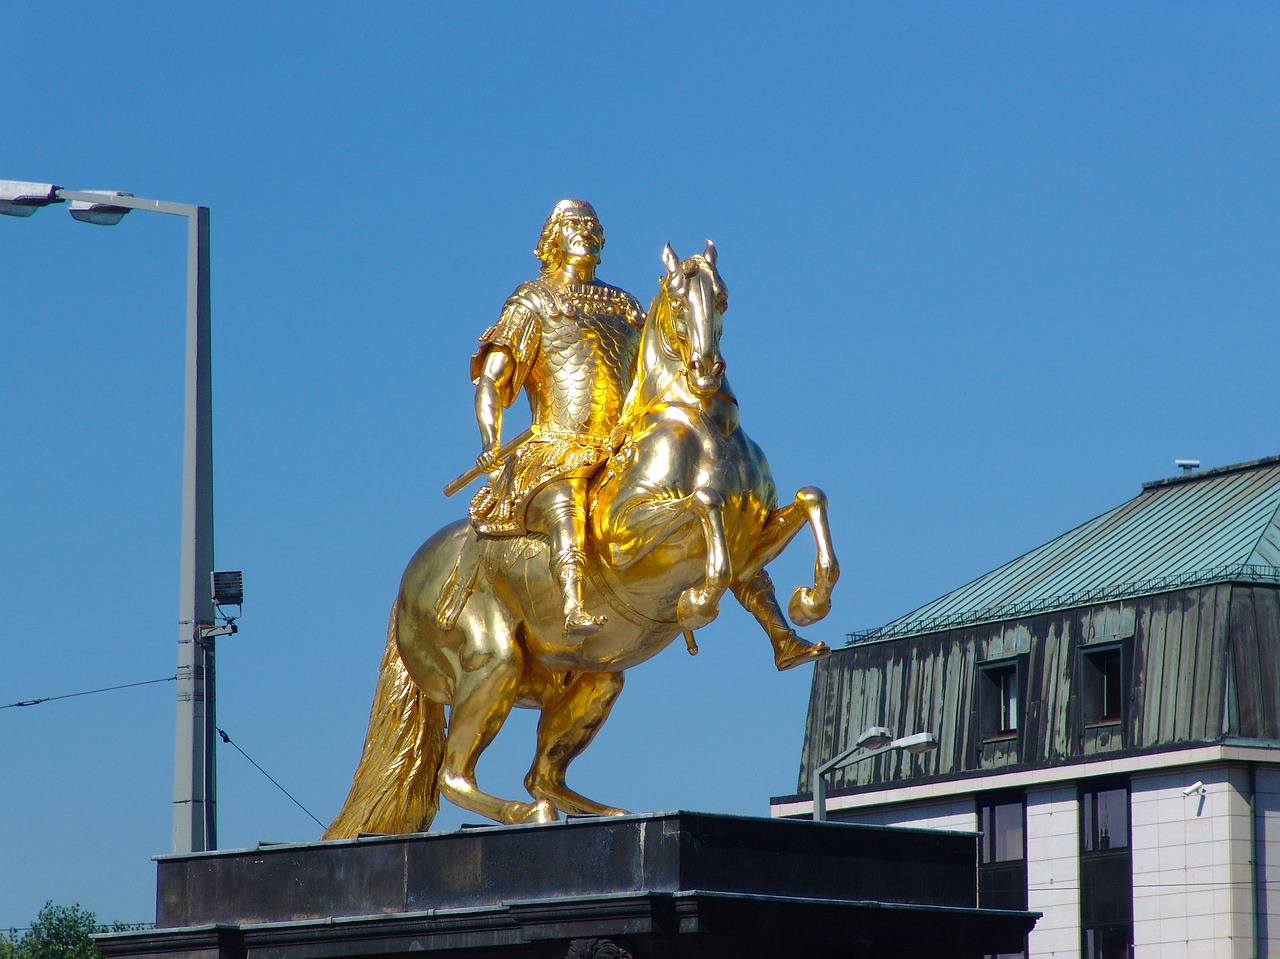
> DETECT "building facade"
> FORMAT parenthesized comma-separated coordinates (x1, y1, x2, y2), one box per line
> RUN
(772, 455, 1280, 959)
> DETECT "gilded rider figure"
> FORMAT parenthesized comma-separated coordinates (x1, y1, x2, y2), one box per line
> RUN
(466, 198, 829, 669)
(469, 199, 643, 638)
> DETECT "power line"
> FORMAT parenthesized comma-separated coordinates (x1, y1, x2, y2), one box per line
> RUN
(216, 728, 326, 831)
(2, 678, 326, 830)
(2, 675, 176, 710)
(3, 923, 155, 936)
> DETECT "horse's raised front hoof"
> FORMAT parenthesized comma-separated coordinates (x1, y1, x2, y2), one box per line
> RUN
(500, 799, 559, 825)
(677, 587, 719, 631)
(773, 633, 830, 671)
(788, 586, 831, 627)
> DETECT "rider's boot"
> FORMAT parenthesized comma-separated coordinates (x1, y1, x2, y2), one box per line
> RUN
(553, 546, 605, 640)
(732, 570, 830, 671)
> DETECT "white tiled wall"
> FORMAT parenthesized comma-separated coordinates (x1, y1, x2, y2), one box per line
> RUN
(1026, 785, 1079, 959)
(831, 795, 977, 832)
(828, 761, 1280, 958)
(1130, 766, 1254, 958)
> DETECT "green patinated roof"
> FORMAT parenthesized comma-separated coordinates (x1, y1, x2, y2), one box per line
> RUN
(853, 455, 1280, 642)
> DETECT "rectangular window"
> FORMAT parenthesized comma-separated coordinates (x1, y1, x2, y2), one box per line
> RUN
(1083, 927, 1131, 959)
(1100, 653, 1122, 721)
(979, 660, 1021, 739)
(998, 668, 1018, 733)
(1080, 783, 1132, 958)
(1082, 644, 1125, 725)
(981, 799, 1025, 863)
(979, 795, 1027, 958)
(1082, 786, 1129, 852)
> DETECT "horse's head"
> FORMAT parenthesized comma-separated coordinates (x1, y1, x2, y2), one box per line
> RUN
(656, 240, 728, 400)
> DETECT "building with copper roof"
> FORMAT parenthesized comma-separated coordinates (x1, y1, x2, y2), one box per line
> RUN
(772, 455, 1280, 959)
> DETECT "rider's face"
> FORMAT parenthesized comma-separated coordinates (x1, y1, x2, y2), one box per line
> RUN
(557, 215, 603, 262)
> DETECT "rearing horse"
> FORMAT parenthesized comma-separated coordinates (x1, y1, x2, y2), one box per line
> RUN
(324, 242, 839, 837)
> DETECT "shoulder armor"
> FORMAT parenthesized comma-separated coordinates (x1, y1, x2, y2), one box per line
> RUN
(507, 279, 561, 317)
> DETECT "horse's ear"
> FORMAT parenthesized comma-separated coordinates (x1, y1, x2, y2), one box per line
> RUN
(662, 243, 680, 275)
(704, 239, 717, 268)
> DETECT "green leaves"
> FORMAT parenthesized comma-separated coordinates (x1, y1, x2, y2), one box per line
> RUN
(2, 903, 103, 959)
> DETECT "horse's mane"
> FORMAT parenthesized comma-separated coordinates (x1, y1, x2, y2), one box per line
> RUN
(611, 253, 722, 446)
(612, 274, 679, 440)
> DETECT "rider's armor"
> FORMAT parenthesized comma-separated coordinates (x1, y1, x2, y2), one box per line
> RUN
(469, 278, 644, 537)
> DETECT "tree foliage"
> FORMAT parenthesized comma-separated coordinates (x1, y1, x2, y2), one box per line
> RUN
(2, 903, 104, 959)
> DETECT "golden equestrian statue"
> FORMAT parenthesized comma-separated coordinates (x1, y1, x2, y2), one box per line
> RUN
(324, 200, 839, 836)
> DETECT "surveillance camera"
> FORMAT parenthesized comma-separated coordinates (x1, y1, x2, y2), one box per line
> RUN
(1182, 781, 1204, 796)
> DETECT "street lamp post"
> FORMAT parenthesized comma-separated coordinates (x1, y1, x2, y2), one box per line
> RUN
(812, 726, 939, 821)
(2, 180, 218, 853)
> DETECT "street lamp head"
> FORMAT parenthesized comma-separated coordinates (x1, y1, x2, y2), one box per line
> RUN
(0, 180, 62, 217)
(895, 732, 940, 755)
(68, 191, 134, 226)
(854, 726, 893, 751)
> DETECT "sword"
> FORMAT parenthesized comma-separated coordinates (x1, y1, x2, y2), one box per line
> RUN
(442, 427, 536, 497)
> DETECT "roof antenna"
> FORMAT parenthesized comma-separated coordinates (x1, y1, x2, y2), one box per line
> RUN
(1175, 459, 1201, 473)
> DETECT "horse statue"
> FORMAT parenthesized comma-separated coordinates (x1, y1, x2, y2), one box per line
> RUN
(324, 241, 839, 836)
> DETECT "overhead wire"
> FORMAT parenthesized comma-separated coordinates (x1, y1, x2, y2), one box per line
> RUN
(2, 672, 326, 832)
(2, 675, 177, 710)
(217, 727, 327, 830)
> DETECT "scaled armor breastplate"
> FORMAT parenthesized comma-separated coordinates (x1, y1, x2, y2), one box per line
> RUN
(525, 283, 642, 439)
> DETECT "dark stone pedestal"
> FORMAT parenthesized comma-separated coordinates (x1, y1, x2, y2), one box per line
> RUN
(96, 811, 1035, 959)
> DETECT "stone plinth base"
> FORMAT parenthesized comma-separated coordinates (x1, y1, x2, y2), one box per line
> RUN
(96, 811, 1035, 959)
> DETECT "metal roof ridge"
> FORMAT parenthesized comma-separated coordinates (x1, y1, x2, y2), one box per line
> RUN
(1243, 492, 1280, 568)
(867, 496, 1134, 635)
(846, 564, 1280, 643)
(1141, 454, 1280, 491)
(846, 452, 1280, 644)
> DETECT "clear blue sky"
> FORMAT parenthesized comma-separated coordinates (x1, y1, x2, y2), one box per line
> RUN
(2, 1, 1276, 929)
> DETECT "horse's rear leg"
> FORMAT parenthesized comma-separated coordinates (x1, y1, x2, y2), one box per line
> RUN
(524, 671, 627, 817)
(436, 614, 556, 825)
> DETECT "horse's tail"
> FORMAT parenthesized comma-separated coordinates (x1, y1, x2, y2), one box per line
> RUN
(322, 605, 444, 839)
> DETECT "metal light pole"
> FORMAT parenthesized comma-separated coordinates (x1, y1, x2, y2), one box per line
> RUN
(812, 726, 939, 821)
(2, 181, 218, 853)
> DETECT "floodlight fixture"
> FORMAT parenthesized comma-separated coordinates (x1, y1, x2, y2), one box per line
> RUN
(67, 190, 134, 226)
(0, 180, 62, 217)
(1175, 459, 1201, 473)
(212, 570, 243, 608)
